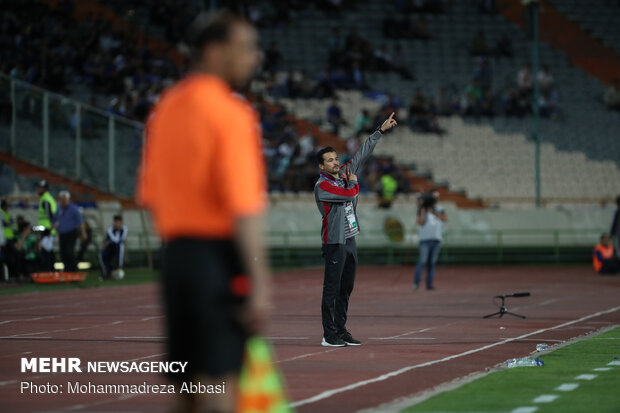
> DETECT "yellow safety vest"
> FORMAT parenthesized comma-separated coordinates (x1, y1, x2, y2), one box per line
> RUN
(1, 209, 15, 240)
(38, 191, 57, 233)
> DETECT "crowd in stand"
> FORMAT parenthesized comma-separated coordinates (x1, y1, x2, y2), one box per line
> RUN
(3, 0, 567, 198)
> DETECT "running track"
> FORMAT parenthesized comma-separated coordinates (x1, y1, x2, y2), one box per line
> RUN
(1, 266, 619, 412)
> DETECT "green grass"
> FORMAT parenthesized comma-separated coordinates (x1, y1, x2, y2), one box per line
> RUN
(0, 268, 158, 295)
(403, 328, 620, 413)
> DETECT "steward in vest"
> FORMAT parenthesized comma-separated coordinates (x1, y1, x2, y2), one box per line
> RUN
(1, 200, 16, 241)
(36, 180, 57, 235)
(593, 233, 620, 275)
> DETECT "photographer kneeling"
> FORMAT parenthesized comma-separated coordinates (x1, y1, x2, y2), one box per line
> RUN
(414, 189, 447, 291)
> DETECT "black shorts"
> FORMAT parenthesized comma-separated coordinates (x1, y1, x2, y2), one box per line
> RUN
(162, 238, 249, 379)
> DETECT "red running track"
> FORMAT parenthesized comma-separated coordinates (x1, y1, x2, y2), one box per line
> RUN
(1, 265, 619, 412)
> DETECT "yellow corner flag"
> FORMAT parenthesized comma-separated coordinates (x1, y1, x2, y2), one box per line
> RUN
(237, 336, 293, 413)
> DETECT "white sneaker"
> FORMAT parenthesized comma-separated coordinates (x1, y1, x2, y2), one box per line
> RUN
(321, 337, 347, 347)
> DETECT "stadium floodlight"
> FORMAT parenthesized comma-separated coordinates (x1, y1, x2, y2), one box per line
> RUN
(483, 292, 530, 319)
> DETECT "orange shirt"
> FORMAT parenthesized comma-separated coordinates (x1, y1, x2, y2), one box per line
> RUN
(137, 74, 266, 239)
(593, 243, 614, 272)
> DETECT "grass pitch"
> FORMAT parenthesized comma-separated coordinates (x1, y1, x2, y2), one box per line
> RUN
(403, 327, 620, 413)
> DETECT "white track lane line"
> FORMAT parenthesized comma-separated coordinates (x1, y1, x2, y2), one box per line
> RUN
(0, 315, 59, 325)
(575, 374, 597, 380)
(289, 305, 620, 408)
(607, 360, 620, 366)
(555, 383, 579, 391)
(512, 407, 538, 413)
(369, 327, 433, 340)
(532, 395, 558, 403)
(276, 349, 341, 364)
(593, 367, 612, 371)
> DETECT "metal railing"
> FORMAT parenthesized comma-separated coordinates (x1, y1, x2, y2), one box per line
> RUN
(0, 74, 144, 197)
(112, 227, 604, 267)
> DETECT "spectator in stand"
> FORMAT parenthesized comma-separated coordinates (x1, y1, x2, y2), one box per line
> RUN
(517, 64, 533, 94)
(350, 61, 367, 90)
(354, 109, 373, 135)
(539, 88, 560, 119)
(327, 98, 346, 134)
(537, 65, 554, 92)
(593, 233, 620, 275)
(463, 79, 484, 116)
(604, 79, 620, 111)
(473, 58, 492, 91)
(470, 30, 489, 56)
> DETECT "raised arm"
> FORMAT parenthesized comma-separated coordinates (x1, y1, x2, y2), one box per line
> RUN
(342, 112, 398, 174)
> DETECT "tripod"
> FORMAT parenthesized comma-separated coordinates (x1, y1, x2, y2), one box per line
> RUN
(483, 294, 527, 319)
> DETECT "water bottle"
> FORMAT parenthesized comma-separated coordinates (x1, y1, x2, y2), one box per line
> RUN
(536, 343, 549, 352)
(506, 356, 544, 368)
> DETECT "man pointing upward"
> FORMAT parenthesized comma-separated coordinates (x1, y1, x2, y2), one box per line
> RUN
(314, 112, 398, 347)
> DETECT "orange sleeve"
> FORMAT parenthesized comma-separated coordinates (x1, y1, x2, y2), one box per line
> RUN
(216, 102, 266, 217)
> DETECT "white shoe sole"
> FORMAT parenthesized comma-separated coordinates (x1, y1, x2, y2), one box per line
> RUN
(344, 341, 361, 346)
(321, 338, 346, 347)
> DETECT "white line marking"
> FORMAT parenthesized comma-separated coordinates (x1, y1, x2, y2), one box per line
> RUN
(370, 327, 432, 340)
(533, 394, 558, 403)
(575, 374, 597, 380)
(516, 338, 563, 343)
(512, 407, 538, 413)
(0, 336, 52, 339)
(0, 315, 58, 325)
(607, 360, 620, 366)
(555, 383, 579, 391)
(289, 305, 620, 408)
(594, 367, 612, 371)
(140, 316, 163, 321)
(276, 349, 340, 364)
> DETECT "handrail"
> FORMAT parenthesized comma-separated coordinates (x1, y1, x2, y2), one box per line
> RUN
(0, 73, 144, 128)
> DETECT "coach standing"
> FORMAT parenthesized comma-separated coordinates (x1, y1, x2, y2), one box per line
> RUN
(54, 191, 86, 272)
(315, 113, 398, 347)
(138, 12, 269, 413)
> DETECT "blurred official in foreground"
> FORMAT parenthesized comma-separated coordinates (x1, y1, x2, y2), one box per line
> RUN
(138, 11, 269, 413)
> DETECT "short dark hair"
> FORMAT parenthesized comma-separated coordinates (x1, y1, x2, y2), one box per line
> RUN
(601, 233, 610, 241)
(186, 11, 249, 61)
(113, 215, 123, 222)
(316, 146, 337, 165)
